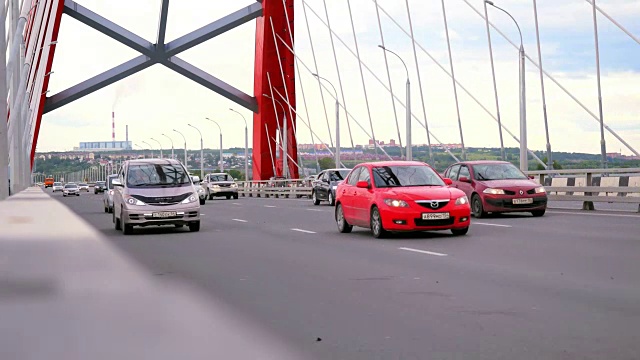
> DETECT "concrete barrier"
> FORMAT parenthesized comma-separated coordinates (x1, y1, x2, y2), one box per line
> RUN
(0, 188, 303, 360)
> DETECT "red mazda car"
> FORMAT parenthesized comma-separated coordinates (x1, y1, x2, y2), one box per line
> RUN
(334, 161, 471, 238)
(443, 160, 547, 218)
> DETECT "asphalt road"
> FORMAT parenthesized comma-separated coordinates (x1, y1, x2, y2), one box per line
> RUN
(50, 189, 640, 360)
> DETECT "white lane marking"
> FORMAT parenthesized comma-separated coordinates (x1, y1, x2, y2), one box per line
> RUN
(232, 203, 242, 206)
(232, 219, 248, 223)
(399, 247, 448, 257)
(473, 222, 512, 228)
(291, 228, 316, 234)
(264, 205, 277, 208)
(548, 210, 640, 218)
(306, 208, 326, 212)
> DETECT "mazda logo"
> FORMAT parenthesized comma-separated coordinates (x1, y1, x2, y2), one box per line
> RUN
(430, 201, 439, 208)
(519, 190, 524, 195)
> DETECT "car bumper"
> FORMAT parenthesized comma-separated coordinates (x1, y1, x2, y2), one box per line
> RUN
(63, 191, 79, 195)
(483, 194, 547, 212)
(209, 187, 238, 195)
(122, 204, 200, 226)
(379, 205, 471, 232)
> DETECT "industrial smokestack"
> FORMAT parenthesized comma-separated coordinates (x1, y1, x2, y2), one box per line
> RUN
(112, 111, 115, 145)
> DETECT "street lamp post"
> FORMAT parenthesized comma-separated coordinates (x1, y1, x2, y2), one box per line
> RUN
(142, 141, 154, 158)
(378, 45, 411, 161)
(262, 94, 288, 178)
(205, 118, 224, 172)
(161, 133, 174, 159)
(188, 124, 204, 179)
(483, 0, 506, 162)
(230, 108, 250, 181)
(486, 0, 526, 170)
(173, 129, 188, 169)
(150, 138, 163, 159)
(312, 74, 340, 168)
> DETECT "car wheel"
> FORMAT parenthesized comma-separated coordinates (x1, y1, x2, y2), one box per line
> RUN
(531, 209, 545, 217)
(108, 206, 113, 214)
(199, 198, 206, 205)
(114, 211, 121, 230)
(104, 205, 108, 213)
(451, 227, 469, 236)
(226, 195, 231, 200)
(335, 204, 353, 233)
(123, 223, 133, 235)
(328, 192, 335, 206)
(312, 191, 320, 205)
(233, 194, 239, 200)
(208, 191, 213, 200)
(471, 194, 487, 218)
(189, 221, 200, 232)
(370, 206, 387, 239)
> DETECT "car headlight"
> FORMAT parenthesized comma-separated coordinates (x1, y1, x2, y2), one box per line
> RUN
(534, 186, 546, 194)
(384, 199, 409, 208)
(197, 187, 205, 193)
(181, 194, 198, 204)
(109, 190, 114, 195)
(231, 183, 238, 188)
(212, 184, 220, 188)
(124, 195, 146, 206)
(332, 185, 337, 190)
(483, 188, 505, 195)
(455, 196, 469, 205)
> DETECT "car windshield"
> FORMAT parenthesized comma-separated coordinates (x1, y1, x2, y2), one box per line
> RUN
(330, 170, 350, 181)
(79, 183, 87, 186)
(472, 163, 527, 181)
(54, 182, 61, 186)
(127, 163, 190, 187)
(372, 165, 445, 188)
(96, 182, 105, 185)
(209, 174, 232, 182)
(64, 184, 77, 189)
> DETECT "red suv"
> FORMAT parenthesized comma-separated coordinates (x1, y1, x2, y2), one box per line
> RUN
(334, 161, 471, 238)
(444, 161, 547, 218)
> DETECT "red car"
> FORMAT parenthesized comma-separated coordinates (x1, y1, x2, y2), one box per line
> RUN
(334, 161, 471, 238)
(443, 160, 547, 218)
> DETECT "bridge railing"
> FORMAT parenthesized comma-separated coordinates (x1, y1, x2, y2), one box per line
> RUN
(238, 179, 313, 199)
(525, 168, 640, 211)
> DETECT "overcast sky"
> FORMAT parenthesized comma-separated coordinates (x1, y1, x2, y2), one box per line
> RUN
(39, 0, 640, 156)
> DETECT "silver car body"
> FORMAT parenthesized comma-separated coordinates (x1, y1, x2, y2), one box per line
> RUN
(112, 159, 201, 232)
(103, 174, 119, 213)
(190, 175, 207, 204)
(52, 182, 63, 192)
(63, 183, 80, 196)
(203, 172, 239, 199)
(78, 183, 89, 192)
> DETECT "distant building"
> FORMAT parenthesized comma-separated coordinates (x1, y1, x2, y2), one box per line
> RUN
(74, 141, 132, 151)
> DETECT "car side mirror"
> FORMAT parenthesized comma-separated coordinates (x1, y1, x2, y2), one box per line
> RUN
(528, 175, 535, 180)
(443, 178, 453, 185)
(458, 176, 470, 183)
(356, 181, 370, 189)
(191, 176, 200, 183)
(112, 179, 123, 187)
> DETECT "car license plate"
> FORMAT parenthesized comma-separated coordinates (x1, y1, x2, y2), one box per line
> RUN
(153, 211, 177, 218)
(422, 212, 450, 220)
(512, 198, 533, 204)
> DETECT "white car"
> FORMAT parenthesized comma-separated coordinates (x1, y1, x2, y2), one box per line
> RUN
(63, 183, 80, 197)
(78, 183, 90, 192)
(52, 182, 63, 192)
(190, 175, 207, 205)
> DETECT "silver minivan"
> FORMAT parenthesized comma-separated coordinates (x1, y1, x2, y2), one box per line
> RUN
(112, 159, 201, 235)
(103, 174, 119, 213)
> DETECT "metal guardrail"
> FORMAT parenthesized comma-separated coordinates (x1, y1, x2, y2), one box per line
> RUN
(237, 180, 313, 199)
(526, 168, 640, 211)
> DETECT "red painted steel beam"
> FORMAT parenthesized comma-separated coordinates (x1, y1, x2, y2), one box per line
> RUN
(253, 0, 297, 180)
(29, 0, 65, 168)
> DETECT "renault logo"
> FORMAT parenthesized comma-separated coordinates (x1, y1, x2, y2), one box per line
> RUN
(430, 201, 439, 208)
(519, 190, 524, 195)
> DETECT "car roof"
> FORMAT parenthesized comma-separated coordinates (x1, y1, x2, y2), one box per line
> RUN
(453, 160, 511, 165)
(322, 168, 351, 172)
(355, 161, 429, 168)
(107, 174, 118, 178)
(126, 158, 182, 166)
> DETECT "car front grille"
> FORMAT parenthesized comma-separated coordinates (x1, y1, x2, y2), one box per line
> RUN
(416, 200, 450, 210)
(131, 193, 191, 205)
